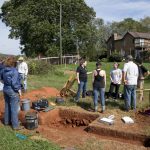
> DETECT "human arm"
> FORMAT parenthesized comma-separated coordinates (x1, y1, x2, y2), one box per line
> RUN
(76, 72, 80, 84)
(11, 69, 22, 93)
(87, 71, 92, 75)
(104, 71, 106, 87)
(119, 70, 122, 84)
(122, 64, 127, 84)
(92, 71, 95, 84)
(110, 71, 113, 83)
(24, 62, 28, 77)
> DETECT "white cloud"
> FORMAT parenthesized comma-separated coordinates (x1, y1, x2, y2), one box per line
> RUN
(85, 0, 150, 21)
(0, 0, 150, 55)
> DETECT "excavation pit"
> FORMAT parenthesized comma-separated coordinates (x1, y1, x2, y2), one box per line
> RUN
(33, 108, 150, 148)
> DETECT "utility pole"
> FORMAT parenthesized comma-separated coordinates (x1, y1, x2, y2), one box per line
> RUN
(60, 3, 62, 65)
(76, 37, 79, 63)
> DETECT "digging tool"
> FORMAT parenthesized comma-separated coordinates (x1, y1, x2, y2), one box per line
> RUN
(60, 72, 92, 97)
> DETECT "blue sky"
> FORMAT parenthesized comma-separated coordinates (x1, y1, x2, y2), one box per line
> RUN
(0, 0, 150, 55)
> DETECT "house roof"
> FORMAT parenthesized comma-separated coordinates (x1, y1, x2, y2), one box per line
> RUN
(128, 32, 150, 39)
(106, 31, 150, 43)
(106, 34, 123, 43)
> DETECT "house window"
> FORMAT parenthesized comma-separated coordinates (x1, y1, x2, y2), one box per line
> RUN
(135, 39, 145, 47)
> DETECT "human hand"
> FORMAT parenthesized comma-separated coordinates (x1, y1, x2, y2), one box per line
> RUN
(24, 75, 27, 79)
(78, 80, 80, 84)
(123, 80, 127, 85)
(18, 90, 22, 97)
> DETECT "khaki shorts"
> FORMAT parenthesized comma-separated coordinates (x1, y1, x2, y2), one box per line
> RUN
(137, 80, 144, 90)
(137, 80, 144, 101)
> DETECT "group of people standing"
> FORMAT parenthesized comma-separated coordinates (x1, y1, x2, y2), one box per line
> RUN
(0, 56, 28, 130)
(74, 55, 149, 113)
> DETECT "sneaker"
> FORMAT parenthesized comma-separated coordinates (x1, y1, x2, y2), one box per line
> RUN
(94, 106, 98, 112)
(13, 126, 24, 131)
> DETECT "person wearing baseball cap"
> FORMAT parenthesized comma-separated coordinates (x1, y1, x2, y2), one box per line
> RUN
(17, 56, 28, 92)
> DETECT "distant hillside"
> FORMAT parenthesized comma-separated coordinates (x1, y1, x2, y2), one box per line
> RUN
(0, 53, 15, 60)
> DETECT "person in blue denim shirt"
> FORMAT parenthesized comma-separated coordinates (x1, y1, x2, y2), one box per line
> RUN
(0, 59, 5, 91)
(0, 57, 23, 130)
(92, 62, 106, 113)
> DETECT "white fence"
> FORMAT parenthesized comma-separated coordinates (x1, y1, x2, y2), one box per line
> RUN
(36, 55, 78, 65)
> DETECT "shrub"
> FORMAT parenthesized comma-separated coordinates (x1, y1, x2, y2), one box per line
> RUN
(100, 58, 108, 62)
(108, 52, 123, 62)
(28, 59, 55, 75)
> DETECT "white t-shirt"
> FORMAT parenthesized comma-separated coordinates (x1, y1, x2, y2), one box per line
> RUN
(123, 61, 139, 85)
(17, 62, 28, 75)
(110, 68, 122, 84)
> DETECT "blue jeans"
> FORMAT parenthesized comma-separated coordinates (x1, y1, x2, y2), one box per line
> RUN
(93, 88, 105, 110)
(124, 85, 136, 110)
(76, 81, 87, 101)
(20, 73, 27, 91)
(4, 89, 20, 128)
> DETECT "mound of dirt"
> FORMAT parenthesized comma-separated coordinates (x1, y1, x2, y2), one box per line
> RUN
(0, 87, 59, 119)
(22, 87, 59, 102)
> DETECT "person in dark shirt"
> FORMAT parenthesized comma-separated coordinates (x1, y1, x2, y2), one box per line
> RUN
(136, 59, 149, 102)
(74, 58, 88, 102)
(92, 62, 106, 112)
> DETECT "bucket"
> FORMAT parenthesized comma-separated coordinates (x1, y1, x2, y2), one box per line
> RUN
(21, 99, 30, 111)
(25, 112, 38, 130)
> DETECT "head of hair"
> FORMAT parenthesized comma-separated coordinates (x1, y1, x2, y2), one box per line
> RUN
(79, 58, 86, 65)
(136, 58, 142, 65)
(114, 62, 119, 67)
(126, 55, 133, 61)
(96, 62, 102, 68)
(4, 56, 17, 67)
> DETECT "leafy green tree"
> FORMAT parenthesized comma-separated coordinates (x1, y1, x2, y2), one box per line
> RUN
(0, 0, 95, 57)
(110, 18, 144, 35)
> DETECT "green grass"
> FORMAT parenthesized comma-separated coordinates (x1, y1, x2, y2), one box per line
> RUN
(1, 62, 149, 150)
(28, 62, 150, 110)
(0, 126, 60, 150)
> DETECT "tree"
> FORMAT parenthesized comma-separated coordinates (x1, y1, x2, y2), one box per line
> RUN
(110, 18, 145, 35)
(0, 0, 95, 57)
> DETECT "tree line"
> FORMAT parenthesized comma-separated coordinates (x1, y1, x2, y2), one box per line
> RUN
(0, 0, 150, 59)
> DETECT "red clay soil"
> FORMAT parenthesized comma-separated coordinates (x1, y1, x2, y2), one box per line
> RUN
(21, 87, 59, 102)
(35, 108, 148, 150)
(0, 87, 59, 120)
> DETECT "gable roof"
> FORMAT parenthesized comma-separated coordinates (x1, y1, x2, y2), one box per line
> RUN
(128, 32, 150, 39)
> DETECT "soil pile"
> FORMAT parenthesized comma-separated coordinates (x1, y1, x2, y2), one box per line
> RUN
(22, 87, 59, 102)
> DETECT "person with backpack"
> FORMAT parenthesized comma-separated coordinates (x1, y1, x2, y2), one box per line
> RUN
(92, 62, 106, 113)
(136, 59, 149, 102)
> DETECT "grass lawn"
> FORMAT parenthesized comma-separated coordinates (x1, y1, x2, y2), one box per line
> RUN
(28, 62, 150, 110)
(0, 126, 60, 150)
(0, 62, 149, 150)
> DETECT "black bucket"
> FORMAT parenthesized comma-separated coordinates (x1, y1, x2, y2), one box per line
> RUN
(25, 112, 38, 130)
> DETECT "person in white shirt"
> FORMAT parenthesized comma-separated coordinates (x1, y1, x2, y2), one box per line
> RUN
(17, 57, 28, 92)
(123, 55, 139, 112)
(107, 62, 122, 100)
